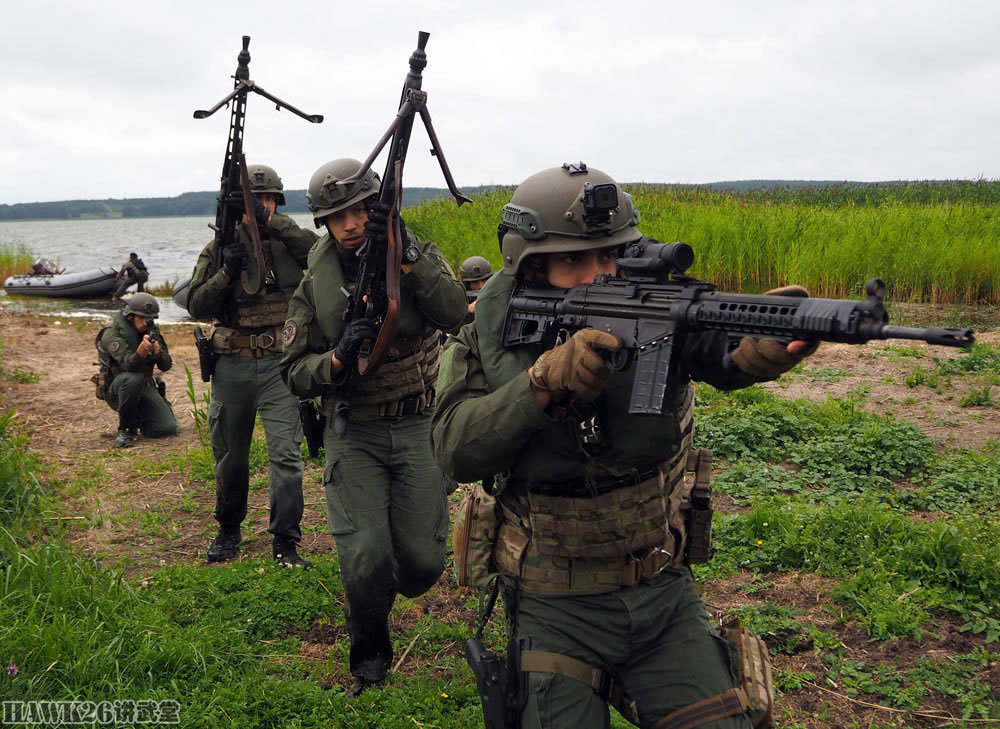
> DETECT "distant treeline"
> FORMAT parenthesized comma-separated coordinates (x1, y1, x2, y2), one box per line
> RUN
(0, 187, 503, 221)
(3, 180, 998, 221)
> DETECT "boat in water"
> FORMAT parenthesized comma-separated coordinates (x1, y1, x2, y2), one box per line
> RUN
(4, 267, 120, 298)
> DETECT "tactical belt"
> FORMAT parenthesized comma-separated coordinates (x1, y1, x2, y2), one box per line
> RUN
(216, 327, 283, 358)
(525, 461, 665, 497)
(349, 388, 435, 421)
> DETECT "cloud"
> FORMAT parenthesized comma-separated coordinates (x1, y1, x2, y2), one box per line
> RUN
(1, 0, 998, 203)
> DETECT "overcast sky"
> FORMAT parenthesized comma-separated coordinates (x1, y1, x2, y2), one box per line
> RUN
(1, 0, 998, 204)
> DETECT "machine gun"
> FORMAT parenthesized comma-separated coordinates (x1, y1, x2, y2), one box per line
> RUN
(331, 31, 471, 437)
(504, 239, 975, 416)
(194, 36, 322, 296)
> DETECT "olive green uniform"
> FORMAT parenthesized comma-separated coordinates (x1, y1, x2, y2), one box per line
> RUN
(99, 311, 178, 437)
(280, 230, 466, 682)
(187, 213, 317, 545)
(431, 271, 757, 729)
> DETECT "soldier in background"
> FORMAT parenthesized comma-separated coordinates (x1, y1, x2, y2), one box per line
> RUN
(187, 163, 317, 568)
(458, 255, 492, 319)
(112, 252, 149, 300)
(96, 293, 177, 448)
(431, 164, 817, 729)
(280, 158, 466, 698)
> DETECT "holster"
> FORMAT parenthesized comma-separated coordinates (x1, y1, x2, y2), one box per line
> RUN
(297, 398, 326, 458)
(193, 326, 217, 383)
(465, 635, 529, 729)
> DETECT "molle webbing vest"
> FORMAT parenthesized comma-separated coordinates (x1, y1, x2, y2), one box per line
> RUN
(335, 327, 442, 421)
(494, 389, 695, 597)
(470, 271, 704, 597)
(232, 290, 294, 329)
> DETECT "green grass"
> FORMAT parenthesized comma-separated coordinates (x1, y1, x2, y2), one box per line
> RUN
(407, 184, 1000, 305)
(0, 241, 34, 282)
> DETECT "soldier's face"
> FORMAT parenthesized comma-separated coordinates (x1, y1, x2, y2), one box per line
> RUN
(466, 279, 486, 292)
(132, 315, 151, 333)
(325, 201, 369, 249)
(544, 248, 619, 288)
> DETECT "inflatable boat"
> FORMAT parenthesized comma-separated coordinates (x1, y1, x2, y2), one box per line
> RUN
(172, 276, 191, 310)
(3, 267, 120, 298)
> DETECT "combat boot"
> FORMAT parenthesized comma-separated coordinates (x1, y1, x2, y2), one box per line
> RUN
(273, 537, 313, 569)
(114, 428, 137, 448)
(206, 527, 241, 563)
(348, 676, 385, 700)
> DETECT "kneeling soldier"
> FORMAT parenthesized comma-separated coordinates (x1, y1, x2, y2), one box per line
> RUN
(97, 293, 178, 448)
(431, 164, 817, 729)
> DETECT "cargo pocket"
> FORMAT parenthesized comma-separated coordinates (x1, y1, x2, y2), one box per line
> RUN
(208, 399, 227, 454)
(323, 457, 357, 536)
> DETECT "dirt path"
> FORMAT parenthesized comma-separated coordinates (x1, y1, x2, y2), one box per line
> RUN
(0, 308, 334, 570)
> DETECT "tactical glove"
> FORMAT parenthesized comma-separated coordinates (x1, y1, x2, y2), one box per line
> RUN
(225, 192, 271, 227)
(364, 202, 407, 245)
(530, 329, 622, 402)
(222, 242, 248, 279)
(731, 285, 820, 379)
(334, 317, 378, 369)
(251, 195, 272, 228)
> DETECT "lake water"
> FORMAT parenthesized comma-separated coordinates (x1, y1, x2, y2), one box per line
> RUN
(0, 214, 317, 324)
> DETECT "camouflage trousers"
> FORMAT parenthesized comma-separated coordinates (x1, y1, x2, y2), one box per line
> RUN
(513, 568, 752, 729)
(322, 412, 449, 681)
(106, 371, 178, 437)
(209, 354, 304, 542)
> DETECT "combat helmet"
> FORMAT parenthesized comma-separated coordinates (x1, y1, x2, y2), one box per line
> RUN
(499, 162, 641, 275)
(459, 256, 493, 283)
(122, 292, 159, 318)
(306, 158, 381, 228)
(247, 164, 285, 206)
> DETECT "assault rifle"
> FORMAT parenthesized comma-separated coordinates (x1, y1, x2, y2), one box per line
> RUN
(504, 239, 975, 415)
(332, 31, 471, 437)
(194, 36, 322, 296)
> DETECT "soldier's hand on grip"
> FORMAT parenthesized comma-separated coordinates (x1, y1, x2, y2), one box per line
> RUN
(531, 329, 621, 402)
(222, 242, 248, 279)
(334, 317, 378, 369)
(364, 202, 407, 246)
(732, 285, 819, 379)
(251, 195, 272, 228)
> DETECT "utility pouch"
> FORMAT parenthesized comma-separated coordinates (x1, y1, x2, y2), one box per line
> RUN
(683, 448, 714, 565)
(193, 326, 217, 382)
(453, 483, 499, 587)
(652, 616, 774, 729)
(91, 370, 111, 401)
(719, 616, 775, 728)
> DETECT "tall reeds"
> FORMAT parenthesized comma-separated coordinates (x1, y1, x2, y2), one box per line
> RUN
(0, 242, 35, 282)
(407, 182, 1000, 305)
